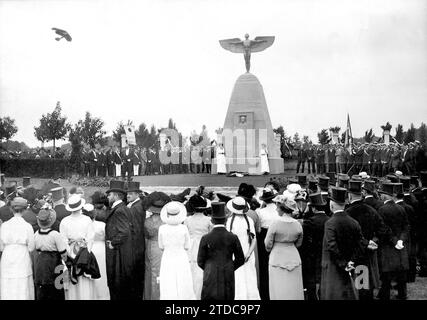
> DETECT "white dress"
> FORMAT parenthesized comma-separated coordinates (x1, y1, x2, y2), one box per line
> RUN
(260, 148, 270, 173)
(90, 220, 110, 300)
(59, 213, 96, 300)
(226, 214, 260, 300)
(216, 146, 227, 173)
(0, 214, 35, 300)
(158, 224, 195, 300)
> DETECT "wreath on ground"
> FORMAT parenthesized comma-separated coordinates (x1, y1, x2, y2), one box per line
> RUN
(69, 175, 112, 188)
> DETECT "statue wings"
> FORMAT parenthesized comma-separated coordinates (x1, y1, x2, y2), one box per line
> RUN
(219, 36, 275, 53)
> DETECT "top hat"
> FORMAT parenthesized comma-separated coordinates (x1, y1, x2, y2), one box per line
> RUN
(318, 176, 330, 191)
(410, 176, 419, 187)
(348, 180, 362, 195)
(160, 201, 187, 225)
(338, 175, 350, 188)
(22, 177, 31, 188)
(296, 174, 307, 186)
(226, 197, 250, 215)
(421, 171, 427, 187)
(146, 191, 171, 214)
(362, 180, 376, 193)
(308, 192, 327, 207)
(238, 183, 257, 200)
(0, 173, 5, 186)
(379, 182, 395, 197)
(37, 209, 57, 229)
(5, 184, 17, 199)
(126, 181, 141, 193)
(399, 176, 411, 191)
(308, 180, 318, 192)
(329, 187, 347, 204)
(106, 180, 126, 194)
(386, 174, 399, 183)
(259, 188, 276, 201)
(211, 202, 227, 220)
(65, 194, 86, 212)
(325, 172, 336, 186)
(394, 183, 404, 197)
(51, 187, 64, 202)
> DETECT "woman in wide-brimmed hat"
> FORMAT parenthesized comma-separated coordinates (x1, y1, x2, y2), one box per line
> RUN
(158, 201, 196, 300)
(60, 194, 96, 300)
(144, 191, 171, 300)
(33, 208, 68, 300)
(0, 197, 35, 300)
(226, 197, 260, 300)
(184, 194, 212, 299)
(264, 195, 304, 300)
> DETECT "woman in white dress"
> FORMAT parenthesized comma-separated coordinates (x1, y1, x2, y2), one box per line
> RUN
(226, 197, 260, 300)
(158, 201, 195, 300)
(216, 143, 227, 174)
(260, 143, 270, 174)
(0, 197, 35, 300)
(82, 203, 110, 300)
(184, 195, 212, 299)
(60, 194, 96, 300)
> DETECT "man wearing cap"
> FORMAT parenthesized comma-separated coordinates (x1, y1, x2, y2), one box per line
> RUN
(300, 192, 329, 300)
(197, 202, 245, 300)
(320, 187, 364, 300)
(126, 181, 145, 300)
(105, 180, 136, 299)
(377, 183, 410, 300)
(51, 187, 69, 227)
(345, 180, 388, 300)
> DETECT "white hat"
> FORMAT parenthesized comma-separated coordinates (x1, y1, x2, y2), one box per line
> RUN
(226, 196, 249, 215)
(83, 203, 94, 212)
(286, 183, 302, 194)
(359, 172, 370, 179)
(65, 194, 86, 212)
(395, 171, 403, 176)
(160, 201, 187, 225)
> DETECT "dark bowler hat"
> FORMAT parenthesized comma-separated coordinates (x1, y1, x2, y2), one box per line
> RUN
(394, 183, 404, 197)
(362, 180, 376, 193)
(386, 174, 399, 183)
(106, 180, 126, 194)
(325, 172, 336, 186)
(410, 176, 419, 187)
(329, 187, 347, 204)
(23, 177, 31, 188)
(338, 175, 350, 188)
(399, 176, 410, 191)
(379, 182, 395, 197)
(296, 174, 307, 186)
(308, 192, 327, 207)
(259, 188, 276, 201)
(421, 171, 427, 187)
(318, 176, 330, 191)
(348, 180, 362, 195)
(308, 180, 318, 192)
(211, 202, 227, 220)
(0, 173, 5, 186)
(126, 181, 141, 193)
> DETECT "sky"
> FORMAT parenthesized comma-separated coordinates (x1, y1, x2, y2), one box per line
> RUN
(1, 0, 426, 148)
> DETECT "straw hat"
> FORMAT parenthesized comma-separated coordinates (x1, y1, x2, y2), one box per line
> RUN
(11, 197, 28, 209)
(160, 201, 187, 225)
(226, 196, 249, 215)
(65, 194, 86, 212)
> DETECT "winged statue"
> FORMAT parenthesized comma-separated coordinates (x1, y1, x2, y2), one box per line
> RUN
(52, 28, 72, 42)
(219, 34, 275, 72)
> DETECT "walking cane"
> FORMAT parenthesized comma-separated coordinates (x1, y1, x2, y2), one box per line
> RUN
(348, 269, 359, 300)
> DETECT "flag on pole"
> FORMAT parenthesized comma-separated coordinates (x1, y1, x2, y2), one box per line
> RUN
(344, 113, 353, 150)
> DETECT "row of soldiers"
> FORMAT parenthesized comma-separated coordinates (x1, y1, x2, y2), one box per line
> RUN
(281, 170, 427, 299)
(296, 141, 426, 177)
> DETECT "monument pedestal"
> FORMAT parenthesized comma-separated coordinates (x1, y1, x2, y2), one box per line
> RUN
(212, 72, 284, 175)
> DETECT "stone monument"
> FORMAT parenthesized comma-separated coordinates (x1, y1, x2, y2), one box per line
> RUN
(213, 34, 284, 174)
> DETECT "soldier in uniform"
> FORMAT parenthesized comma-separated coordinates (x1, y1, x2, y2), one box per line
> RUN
(97, 148, 107, 177)
(296, 145, 307, 174)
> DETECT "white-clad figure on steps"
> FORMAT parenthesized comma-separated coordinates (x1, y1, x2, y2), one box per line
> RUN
(260, 144, 270, 175)
(216, 143, 227, 174)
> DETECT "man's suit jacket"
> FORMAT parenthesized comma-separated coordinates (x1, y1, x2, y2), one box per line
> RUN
(363, 196, 383, 212)
(97, 152, 107, 168)
(197, 226, 245, 300)
(113, 151, 122, 165)
(54, 203, 70, 222)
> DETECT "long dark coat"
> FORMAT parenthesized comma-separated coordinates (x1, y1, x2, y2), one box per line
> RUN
(320, 211, 363, 300)
(128, 199, 146, 299)
(197, 227, 245, 300)
(377, 201, 409, 273)
(363, 196, 384, 212)
(345, 200, 388, 289)
(105, 202, 136, 300)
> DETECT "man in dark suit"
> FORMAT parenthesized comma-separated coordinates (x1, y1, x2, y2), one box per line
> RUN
(97, 148, 107, 177)
(87, 148, 98, 177)
(296, 145, 307, 174)
(320, 187, 363, 300)
(105, 180, 136, 300)
(377, 183, 410, 300)
(126, 181, 145, 300)
(106, 146, 115, 177)
(122, 146, 133, 180)
(345, 180, 388, 300)
(316, 146, 325, 175)
(113, 146, 122, 178)
(197, 202, 245, 300)
(362, 180, 383, 212)
(51, 187, 69, 226)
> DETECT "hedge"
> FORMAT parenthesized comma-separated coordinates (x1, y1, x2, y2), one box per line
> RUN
(0, 158, 72, 178)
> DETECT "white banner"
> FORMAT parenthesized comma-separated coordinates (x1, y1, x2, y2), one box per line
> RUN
(124, 125, 136, 145)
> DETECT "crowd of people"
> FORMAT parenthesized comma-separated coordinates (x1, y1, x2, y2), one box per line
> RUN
(0, 167, 426, 300)
(295, 141, 426, 177)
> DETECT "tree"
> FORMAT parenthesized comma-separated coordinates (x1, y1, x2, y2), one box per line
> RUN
(70, 112, 106, 148)
(329, 126, 341, 133)
(404, 123, 416, 144)
(0, 117, 18, 142)
(381, 122, 392, 131)
(292, 132, 301, 146)
(394, 124, 404, 143)
(419, 122, 427, 148)
(274, 126, 292, 158)
(34, 102, 71, 151)
(303, 135, 311, 145)
(317, 129, 331, 145)
(364, 128, 374, 143)
(168, 118, 177, 130)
